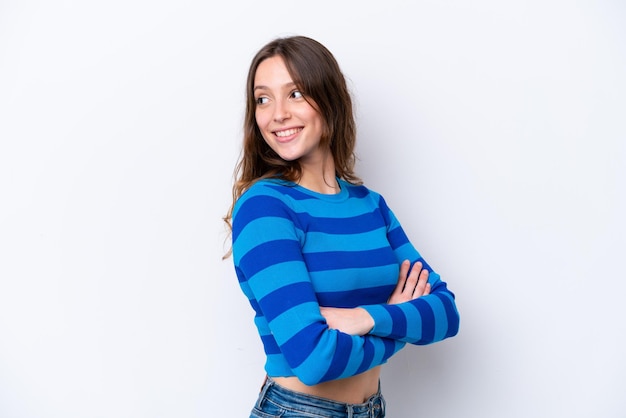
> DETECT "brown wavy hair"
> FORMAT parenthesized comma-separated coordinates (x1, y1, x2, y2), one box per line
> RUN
(223, 35, 361, 257)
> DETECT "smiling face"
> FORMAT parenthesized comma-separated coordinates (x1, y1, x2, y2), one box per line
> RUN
(253, 56, 326, 166)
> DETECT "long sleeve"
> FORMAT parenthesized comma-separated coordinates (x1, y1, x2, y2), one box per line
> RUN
(360, 196, 460, 345)
(232, 185, 405, 385)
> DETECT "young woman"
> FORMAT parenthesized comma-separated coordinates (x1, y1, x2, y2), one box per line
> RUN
(224, 35, 460, 418)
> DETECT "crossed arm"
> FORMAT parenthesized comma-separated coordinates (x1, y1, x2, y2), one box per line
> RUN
(320, 259, 431, 336)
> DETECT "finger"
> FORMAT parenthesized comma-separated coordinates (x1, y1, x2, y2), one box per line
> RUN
(393, 260, 411, 294)
(403, 261, 421, 294)
(388, 260, 414, 304)
(412, 268, 430, 298)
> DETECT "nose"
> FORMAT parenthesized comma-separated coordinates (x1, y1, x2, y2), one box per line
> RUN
(273, 99, 291, 123)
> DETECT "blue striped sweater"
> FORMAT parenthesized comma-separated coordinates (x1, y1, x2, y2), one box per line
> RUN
(232, 178, 459, 385)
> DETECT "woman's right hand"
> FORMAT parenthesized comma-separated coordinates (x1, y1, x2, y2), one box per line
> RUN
(387, 260, 430, 304)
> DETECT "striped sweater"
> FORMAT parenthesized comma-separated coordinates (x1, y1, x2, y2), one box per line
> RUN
(232, 178, 459, 385)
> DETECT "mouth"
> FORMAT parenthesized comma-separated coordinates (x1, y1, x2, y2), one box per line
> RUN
(274, 127, 303, 138)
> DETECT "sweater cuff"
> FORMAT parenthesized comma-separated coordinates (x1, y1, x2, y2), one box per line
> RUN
(361, 304, 393, 337)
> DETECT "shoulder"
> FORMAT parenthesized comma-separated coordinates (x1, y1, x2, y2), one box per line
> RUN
(237, 179, 290, 201)
(232, 179, 300, 225)
(340, 180, 385, 205)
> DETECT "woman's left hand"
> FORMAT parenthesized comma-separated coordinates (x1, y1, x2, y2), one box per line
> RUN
(387, 259, 431, 304)
(319, 306, 374, 336)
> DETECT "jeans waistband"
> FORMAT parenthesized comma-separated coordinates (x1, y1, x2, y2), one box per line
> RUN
(257, 376, 385, 417)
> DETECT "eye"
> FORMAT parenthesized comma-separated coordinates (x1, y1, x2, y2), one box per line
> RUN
(290, 90, 303, 99)
(255, 96, 269, 105)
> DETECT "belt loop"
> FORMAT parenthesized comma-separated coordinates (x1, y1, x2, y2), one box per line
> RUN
(375, 379, 385, 417)
(346, 404, 353, 418)
(369, 394, 383, 418)
(376, 393, 385, 417)
(255, 375, 272, 408)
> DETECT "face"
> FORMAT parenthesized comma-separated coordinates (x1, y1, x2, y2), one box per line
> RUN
(253, 56, 326, 165)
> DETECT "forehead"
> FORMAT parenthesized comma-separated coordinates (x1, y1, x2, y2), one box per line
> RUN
(254, 56, 294, 88)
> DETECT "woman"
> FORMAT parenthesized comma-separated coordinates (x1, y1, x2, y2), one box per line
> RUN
(224, 35, 460, 418)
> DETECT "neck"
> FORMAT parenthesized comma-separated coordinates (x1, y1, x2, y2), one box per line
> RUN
(298, 150, 339, 194)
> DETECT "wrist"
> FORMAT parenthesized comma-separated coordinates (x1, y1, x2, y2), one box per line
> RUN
(356, 307, 374, 334)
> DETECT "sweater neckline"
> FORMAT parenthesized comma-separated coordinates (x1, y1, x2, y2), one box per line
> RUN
(272, 178, 350, 202)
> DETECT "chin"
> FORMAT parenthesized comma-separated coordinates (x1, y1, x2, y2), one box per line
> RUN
(276, 152, 301, 162)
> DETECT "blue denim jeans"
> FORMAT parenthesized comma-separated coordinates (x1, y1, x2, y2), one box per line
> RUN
(250, 377, 386, 418)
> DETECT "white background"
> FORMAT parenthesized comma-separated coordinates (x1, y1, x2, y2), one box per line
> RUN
(1, 1, 625, 417)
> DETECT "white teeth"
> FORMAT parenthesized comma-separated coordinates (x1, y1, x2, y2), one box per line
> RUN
(275, 128, 301, 137)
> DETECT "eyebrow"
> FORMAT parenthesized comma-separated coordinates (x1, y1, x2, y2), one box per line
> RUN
(254, 82, 298, 92)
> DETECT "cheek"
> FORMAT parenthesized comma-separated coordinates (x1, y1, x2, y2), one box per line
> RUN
(255, 109, 269, 130)
(255, 112, 273, 144)
(311, 114, 326, 138)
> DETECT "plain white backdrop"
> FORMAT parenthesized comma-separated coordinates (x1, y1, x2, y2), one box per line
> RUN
(1, 1, 625, 417)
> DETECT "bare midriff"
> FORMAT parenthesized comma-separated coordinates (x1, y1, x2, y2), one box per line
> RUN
(272, 366, 381, 404)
